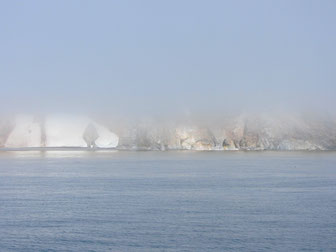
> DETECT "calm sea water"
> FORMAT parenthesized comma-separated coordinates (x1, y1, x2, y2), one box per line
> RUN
(0, 151, 335, 251)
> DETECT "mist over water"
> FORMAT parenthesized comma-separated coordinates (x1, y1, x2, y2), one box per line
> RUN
(1, 1, 336, 151)
(1, 0, 336, 119)
(1, 2, 336, 251)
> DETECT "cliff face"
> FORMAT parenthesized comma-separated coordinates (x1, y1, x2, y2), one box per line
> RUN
(114, 114, 336, 151)
(1, 114, 335, 150)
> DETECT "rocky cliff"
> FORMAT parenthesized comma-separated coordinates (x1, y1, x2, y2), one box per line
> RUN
(1, 113, 335, 150)
(114, 113, 336, 151)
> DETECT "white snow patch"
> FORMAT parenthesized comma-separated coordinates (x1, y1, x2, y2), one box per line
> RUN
(5, 115, 41, 148)
(45, 115, 89, 147)
(93, 123, 119, 148)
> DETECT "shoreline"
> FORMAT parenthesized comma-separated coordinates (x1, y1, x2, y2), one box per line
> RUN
(0, 147, 335, 152)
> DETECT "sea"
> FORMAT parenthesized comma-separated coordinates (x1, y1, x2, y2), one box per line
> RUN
(0, 150, 335, 251)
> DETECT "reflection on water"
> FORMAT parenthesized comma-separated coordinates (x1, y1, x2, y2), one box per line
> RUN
(0, 149, 119, 159)
(1, 149, 335, 159)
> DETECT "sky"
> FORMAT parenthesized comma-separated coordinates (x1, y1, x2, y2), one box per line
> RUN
(1, 0, 336, 117)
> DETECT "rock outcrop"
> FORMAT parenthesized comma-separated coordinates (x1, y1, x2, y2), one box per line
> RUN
(83, 123, 99, 148)
(1, 113, 335, 150)
(113, 114, 336, 151)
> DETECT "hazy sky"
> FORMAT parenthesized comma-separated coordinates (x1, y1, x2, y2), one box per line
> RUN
(1, 0, 335, 116)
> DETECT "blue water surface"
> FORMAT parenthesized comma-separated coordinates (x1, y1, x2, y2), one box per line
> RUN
(0, 151, 335, 251)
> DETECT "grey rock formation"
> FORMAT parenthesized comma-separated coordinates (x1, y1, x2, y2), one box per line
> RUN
(113, 114, 336, 151)
(1, 113, 335, 151)
(83, 123, 99, 148)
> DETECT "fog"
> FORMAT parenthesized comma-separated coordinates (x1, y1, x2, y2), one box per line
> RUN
(1, 0, 336, 119)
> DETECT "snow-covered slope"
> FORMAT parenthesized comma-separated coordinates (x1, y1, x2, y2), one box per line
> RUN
(45, 115, 119, 148)
(5, 115, 41, 148)
(44, 115, 89, 147)
(3, 114, 119, 149)
(93, 123, 119, 148)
